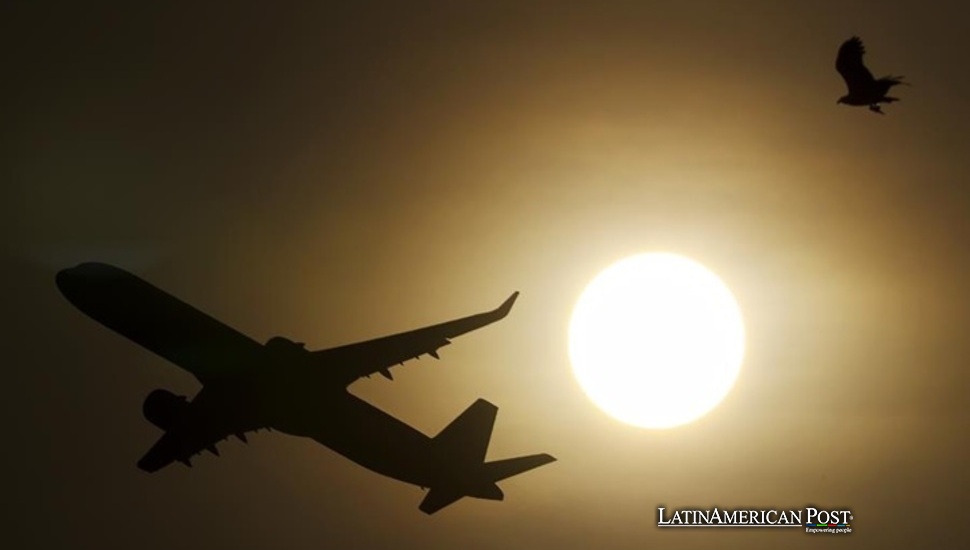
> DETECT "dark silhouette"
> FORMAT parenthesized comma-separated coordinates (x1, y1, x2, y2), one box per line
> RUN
(836, 36, 907, 115)
(56, 262, 554, 514)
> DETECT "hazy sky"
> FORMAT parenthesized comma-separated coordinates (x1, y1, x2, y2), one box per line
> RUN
(5, 1, 970, 548)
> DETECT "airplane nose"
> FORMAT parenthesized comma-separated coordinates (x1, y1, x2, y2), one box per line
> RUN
(56, 263, 112, 301)
(56, 262, 139, 311)
(55, 266, 78, 296)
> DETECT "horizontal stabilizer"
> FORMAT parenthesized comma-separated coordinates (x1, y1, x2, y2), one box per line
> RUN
(485, 453, 556, 482)
(417, 400, 554, 515)
(419, 489, 463, 515)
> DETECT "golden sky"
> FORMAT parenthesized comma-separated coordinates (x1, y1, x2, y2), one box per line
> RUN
(5, 1, 970, 548)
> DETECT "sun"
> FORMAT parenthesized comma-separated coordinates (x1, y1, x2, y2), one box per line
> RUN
(568, 253, 745, 429)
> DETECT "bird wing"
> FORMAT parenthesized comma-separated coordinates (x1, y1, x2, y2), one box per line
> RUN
(836, 36, 875, 93)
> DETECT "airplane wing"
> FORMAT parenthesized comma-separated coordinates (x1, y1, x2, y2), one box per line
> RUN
(138, 421, 255, 472)
(137, 387, 255, 472)
(309, 292, 519, 386)
(139, 429, 216, 472)
(57, 262, 265, 385)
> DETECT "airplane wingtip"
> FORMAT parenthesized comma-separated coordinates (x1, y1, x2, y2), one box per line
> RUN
(497, 291, 519, 316)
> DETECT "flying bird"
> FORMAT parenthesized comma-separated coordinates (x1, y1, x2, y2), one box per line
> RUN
(835, 36, 907, 115)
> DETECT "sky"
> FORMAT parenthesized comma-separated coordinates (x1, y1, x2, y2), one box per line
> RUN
(4, 1, 970, 548)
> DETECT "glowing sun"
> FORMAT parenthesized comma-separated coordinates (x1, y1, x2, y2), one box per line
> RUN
(568, 253, 745, 429)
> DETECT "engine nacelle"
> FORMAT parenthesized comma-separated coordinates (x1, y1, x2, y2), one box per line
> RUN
(143, 388, 189, 431)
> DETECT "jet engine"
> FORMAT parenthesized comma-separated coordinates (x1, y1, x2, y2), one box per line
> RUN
(143, 388, 189, 431)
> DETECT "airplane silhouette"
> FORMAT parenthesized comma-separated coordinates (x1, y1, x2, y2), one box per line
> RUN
(56, 262, 555, 514)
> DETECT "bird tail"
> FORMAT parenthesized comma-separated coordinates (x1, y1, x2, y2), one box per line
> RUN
(881, 75, 910, 86)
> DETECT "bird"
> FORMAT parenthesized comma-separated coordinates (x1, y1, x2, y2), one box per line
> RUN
(835, 36, 907, 115)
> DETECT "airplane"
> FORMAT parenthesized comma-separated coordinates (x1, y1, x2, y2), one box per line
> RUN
(56, 262, 555, 514)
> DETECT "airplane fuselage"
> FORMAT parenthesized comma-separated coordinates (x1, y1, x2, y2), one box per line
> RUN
(269, 386, 436, 487)
(248, 362, 435, 484)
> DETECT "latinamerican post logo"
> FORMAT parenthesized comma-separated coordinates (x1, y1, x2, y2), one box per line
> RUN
(657, 506, 853, 534)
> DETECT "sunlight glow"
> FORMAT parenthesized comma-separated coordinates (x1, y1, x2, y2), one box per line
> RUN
(569, 253, 745, 429)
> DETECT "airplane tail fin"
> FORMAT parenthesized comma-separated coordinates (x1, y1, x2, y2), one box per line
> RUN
(432, 398, 496, 464)
(418, 399, 554, 515)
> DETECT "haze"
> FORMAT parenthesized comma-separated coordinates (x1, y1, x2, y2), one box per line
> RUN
(4, 1, 969, 548)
